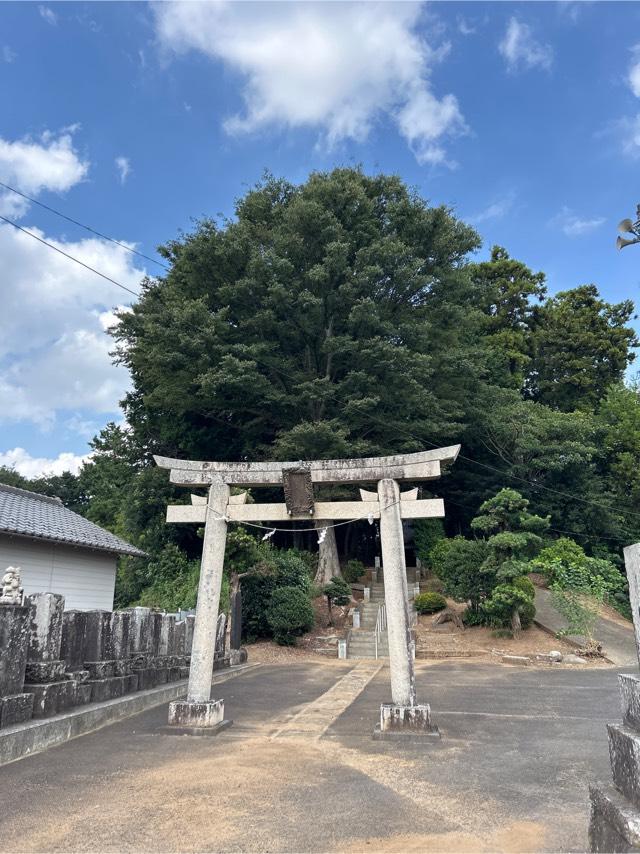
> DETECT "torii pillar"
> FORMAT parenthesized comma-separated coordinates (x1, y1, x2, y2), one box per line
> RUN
(155, 445, 460, 736)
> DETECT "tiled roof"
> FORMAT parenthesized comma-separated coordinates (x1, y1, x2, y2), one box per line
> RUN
(0, 484, 146, 558)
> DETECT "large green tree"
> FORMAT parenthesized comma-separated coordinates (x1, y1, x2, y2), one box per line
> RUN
(113, 169, 483, 464)
(469, 246, 546, 390)
(528, 285, 637, 412)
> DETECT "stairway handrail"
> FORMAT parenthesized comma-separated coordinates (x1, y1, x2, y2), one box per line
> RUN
(374, 601, 386, 660)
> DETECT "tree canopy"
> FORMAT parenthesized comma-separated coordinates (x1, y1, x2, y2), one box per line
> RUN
(3, 167, 638, 610)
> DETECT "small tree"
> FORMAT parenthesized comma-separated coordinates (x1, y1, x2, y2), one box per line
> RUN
(430, 536, 491, 615)
(322, 576, 352, 626)
(472, 489, 549, 634)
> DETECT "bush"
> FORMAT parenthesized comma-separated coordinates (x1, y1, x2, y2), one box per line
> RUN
(513, 575, 535, 600)
(273, 549, 313, 592)
(323, 576, 352, 605)
(266, 586, 315, 646)
(414, 592, 447, 614)
(462, 607, 486, 627)
(520, 599, 536, 629)
(533, 538, 624, 597)
(482, 583, 531, 629)
(343, 559, 365, 583)
(240, 549, 313, 642)
(430, 536, 491, 612)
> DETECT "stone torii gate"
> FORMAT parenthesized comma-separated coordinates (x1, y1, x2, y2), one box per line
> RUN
(155, 445, 460, 735)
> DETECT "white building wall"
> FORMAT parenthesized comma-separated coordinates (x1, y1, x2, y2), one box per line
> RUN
(0, 535, 116, 610)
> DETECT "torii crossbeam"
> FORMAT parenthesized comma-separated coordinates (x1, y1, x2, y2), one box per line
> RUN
(156, 445, 460, 736)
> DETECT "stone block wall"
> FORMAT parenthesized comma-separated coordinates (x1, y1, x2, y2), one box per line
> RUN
(0, 595, 212, 729)
(589, 675, 640, 851)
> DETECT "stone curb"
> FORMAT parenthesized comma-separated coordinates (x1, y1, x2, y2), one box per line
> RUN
(533, 618, 615, 664)
(0, 663, 260, 767)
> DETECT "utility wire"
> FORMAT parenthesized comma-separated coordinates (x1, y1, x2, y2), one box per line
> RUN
(0, 180, 170, 271)
(237, 355, 640, 527)
(0, 220, 629, 530)
(0, 214, 141, 299)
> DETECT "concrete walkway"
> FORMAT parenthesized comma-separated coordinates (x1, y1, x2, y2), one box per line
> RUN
(0, 659, 629, 852)
(534, 587, 637, 666)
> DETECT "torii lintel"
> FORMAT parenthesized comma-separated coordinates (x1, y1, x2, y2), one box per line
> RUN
(153, 445, 460, 487)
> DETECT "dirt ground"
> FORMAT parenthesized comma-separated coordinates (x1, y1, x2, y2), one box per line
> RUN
(247, 591, 611, 666)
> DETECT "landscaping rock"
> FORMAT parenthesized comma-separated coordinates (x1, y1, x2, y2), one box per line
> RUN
(502, 654, 531, 665)
(564, 653, 588, 665)
(535, 651, 563, 663)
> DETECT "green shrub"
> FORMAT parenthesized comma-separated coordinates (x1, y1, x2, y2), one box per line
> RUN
(533, 538, 624, 597)
(266, 586, 315, 646)
(414, 592, 447, 614)
(462, 607, 486, 627)
(430, 536, 491, 612)
(482, 583, 531, 629)
(513, 575, 536, 600)
(273, 549, 313, 592)
(323, 576, 351, 605)
(519, 599, 536, 629)
(241, 549, 314, 642)
(343, 559, 365, 583)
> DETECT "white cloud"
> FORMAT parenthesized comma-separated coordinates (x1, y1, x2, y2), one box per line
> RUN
(457, 18, 476, 36)
(0, 129, 89, 217)
(0, 447, 90, 478)
(115, 155, 131, 185)
(499, 17, 553, 72)
(39, 5, 57, 26)
(628, 45, 640, 98)
(468, 192, 516, 224)
(153, 1, 467, 166)
(0, 222, 144, 428)
(550, 206, 605, 237)
(2, 45, 16, 63)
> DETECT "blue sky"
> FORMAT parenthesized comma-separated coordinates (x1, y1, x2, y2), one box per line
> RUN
(1, 0, 639, 477)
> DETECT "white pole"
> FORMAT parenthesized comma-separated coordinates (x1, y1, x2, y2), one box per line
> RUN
(378, 478, 416, 707)
(186, 481, 230, 704)
(624, 543, 640, 666)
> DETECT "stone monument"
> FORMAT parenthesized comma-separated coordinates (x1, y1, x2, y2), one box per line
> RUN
(0, 569, 33, 727)
(589, 542, 640, 851)
(156, 445, 459, 734)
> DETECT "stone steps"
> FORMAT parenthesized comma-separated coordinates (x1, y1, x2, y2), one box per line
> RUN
(347, 628, 389, 659)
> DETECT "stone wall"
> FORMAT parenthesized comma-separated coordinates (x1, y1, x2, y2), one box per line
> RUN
(0, 594, 228, 729)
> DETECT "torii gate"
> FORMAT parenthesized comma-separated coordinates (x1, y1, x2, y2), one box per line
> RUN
(155, 445, 460, 735)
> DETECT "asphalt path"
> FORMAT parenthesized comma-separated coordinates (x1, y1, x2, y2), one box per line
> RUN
(0, 661, 631, 853)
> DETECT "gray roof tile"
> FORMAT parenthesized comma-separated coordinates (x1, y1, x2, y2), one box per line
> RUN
(0, 484, 146, 558)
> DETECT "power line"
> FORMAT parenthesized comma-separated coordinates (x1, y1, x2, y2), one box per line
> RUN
(0, 214, 141, 299)
(0, 180, 169, 271)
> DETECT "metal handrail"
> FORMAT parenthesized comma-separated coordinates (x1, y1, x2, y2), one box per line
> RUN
(374, 602, 387, 659)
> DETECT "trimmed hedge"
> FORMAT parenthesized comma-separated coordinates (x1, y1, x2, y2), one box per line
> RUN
(414, 592, 447, 614)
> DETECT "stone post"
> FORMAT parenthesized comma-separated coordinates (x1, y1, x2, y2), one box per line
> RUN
(376, 478, 438, 739)
(625, 544, 640, 664)
(23, 593, 76, 714)
(168, 480, 230, 729)
(230, 586, 242, 651)
(588, 543, 640, 850)
(0, 604, 34, 727)
(378, 479, 415, 708)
